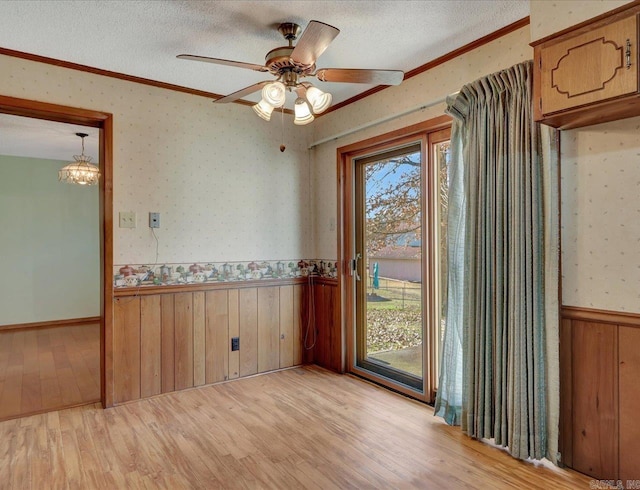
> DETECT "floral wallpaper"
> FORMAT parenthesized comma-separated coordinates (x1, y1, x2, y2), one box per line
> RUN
(114, 258, 337, 288)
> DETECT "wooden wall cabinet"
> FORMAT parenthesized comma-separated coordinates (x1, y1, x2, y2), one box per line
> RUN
(533, 5, 640, 129)
(560, 307, 640, 481)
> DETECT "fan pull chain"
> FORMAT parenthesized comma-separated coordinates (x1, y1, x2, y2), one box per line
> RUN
(279, 106, 286, 152)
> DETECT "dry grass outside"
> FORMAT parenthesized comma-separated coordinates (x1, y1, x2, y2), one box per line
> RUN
(365, 277, 447, 378)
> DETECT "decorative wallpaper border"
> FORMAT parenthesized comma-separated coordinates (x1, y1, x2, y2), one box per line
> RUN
(114, 259, 338, 288)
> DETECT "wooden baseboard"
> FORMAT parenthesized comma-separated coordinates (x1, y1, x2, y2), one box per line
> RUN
(0, 316, 101, 333)
(561, 305, 640, 328)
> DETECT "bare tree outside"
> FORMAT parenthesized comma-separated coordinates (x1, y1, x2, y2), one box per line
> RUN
(363, 143, 450, 378)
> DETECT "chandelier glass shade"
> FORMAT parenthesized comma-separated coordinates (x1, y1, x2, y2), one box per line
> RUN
(304, 85, 332, 114)
(58, 132, 100, 186)
(252, 80, 331, 125)
(253, 98, 275, 121)
(293, 97, 314, 125)
(262, 81, 286, 107)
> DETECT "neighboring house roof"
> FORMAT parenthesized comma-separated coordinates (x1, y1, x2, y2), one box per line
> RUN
(370, 245, 421, 260)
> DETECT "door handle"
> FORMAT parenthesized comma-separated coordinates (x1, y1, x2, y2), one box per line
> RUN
(351, 253, 362, 281)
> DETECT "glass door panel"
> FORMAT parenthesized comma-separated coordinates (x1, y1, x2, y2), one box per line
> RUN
(433, 139, 451, 393)
(355, 145, 423, 390)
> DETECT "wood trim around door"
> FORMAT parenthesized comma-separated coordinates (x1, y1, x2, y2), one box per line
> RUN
(337, 115, 451, 402)
(0, 94, 114, 408)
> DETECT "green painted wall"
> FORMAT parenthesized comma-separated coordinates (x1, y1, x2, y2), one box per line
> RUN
(0, 154, 100, 325)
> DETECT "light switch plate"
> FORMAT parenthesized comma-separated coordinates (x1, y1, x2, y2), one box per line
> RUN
(119, 211, 136, 228)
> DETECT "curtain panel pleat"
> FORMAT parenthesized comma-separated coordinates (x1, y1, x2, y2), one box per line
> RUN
(434, 60, 559, 462)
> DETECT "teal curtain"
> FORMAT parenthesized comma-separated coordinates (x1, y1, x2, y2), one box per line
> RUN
(434, 60, 559, 462)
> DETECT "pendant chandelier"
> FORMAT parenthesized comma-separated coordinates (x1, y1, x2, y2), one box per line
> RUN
(58, 132, 100, 186)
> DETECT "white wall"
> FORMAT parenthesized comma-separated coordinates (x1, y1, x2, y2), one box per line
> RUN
(0, 155, 100, 324)
(310, 25, 533, 259)
(0, 54, 314, 270)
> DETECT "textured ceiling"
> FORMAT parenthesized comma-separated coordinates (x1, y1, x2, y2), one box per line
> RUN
(0, 0, 529, 107)
(0, 0, 528, 159)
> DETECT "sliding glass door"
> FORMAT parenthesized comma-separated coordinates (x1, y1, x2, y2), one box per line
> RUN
(354, 144, 425, 390)
(343, 120, 450, 401)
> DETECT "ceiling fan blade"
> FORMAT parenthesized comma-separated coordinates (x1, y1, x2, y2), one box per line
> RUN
(315, 68, 404, 85)
(177, 54, 269, 73)
(290, 20, 340, 66)
(214, 81, 271, 104)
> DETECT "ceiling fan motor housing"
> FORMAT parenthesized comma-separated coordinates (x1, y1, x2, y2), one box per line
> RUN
(265, 23, 315, 83)
(265, 46, 315, 79)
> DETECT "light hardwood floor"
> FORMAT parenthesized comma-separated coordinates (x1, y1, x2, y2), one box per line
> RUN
(0, 324, 100, 421)
(0, 365, 590, 489)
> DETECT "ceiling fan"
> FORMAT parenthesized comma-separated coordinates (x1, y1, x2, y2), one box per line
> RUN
(177, 20, 404, 125)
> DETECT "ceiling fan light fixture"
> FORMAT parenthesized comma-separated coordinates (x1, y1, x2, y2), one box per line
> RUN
(58, 133, 100, 186)
(253, 98, 274, 121)
(293, 97, 314, 125)
(262, 81, 286, 108)
(304, 85, 332, 114)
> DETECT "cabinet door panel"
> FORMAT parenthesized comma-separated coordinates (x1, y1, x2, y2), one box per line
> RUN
(541, 15, 638, 115)
(619, 326, 640, 482)
(571, 321, 618, 479)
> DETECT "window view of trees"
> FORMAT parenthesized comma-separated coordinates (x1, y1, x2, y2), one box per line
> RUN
(364, 152, 421, 258)
(362, 143, 450, 380)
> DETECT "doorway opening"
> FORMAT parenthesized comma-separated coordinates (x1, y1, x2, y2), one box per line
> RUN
(0, 95, 113, 416)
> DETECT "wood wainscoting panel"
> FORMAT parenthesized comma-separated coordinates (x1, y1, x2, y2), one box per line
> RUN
(205, 290, 229, 384)
(293, 285, 303, 365)
(314, 282, 328, 368)
(160, 294, 175, 393)
(313, 280, 342, 372)
(113, 297, 141, 403)
(174, 292, 194, 391)
(140, 295, 162, 398)
(112, 281, 308, 405)
(258, 286, 280, 373)
(192, 291, 206, 387)
(279, 285, 294, 369)
(239, 288, 258, 377)
(619, 325, 640, 482)
(559, 318, 573, 468)
(571, 320, 618, 479)
(228, 289, 240, 380)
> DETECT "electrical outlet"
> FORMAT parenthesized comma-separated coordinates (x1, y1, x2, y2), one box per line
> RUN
(149, 212, 160, 228)
(119, 211, 136, 228)
(231, 337, 240, 351)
